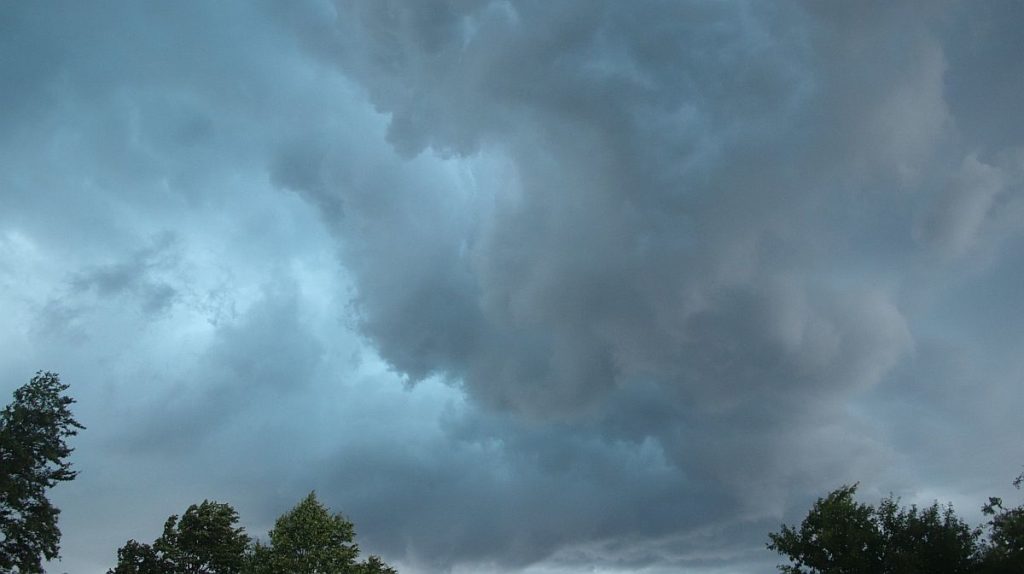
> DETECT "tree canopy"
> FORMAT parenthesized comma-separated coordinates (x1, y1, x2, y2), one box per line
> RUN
(980, 483, 1024, 573)
(111, 493, 397, 574)
(768, 478, 1024, 574)
(259, 492, 359, 573)
(109, 501, 250, 574)
(0, 371, 84, 573)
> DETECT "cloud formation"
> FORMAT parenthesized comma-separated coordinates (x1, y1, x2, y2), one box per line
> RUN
(254, 0, 1024, 568)
(1, 1, 1023, 573)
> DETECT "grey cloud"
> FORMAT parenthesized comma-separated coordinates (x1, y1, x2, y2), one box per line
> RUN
(118, 284, 324, 454)
(917, 154, 1008, 258)
(262, 0, 1024, 568)
(300, 0, 923, 414)
(27, 234, 183, 347)
(70, 233, 181, 313)
(323, 406, 743, 571)
(279, 1, 919, 422)
(2, 2, 1023, 573)
(942, 0, 1024, 152)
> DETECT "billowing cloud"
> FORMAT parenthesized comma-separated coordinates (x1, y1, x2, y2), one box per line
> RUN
(1, 2, 1023, 573)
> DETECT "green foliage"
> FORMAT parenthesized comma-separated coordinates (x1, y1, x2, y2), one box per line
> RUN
(351, 555, 398, 574)
(240, 541, 272, 574)
(113, 493, 397, 574)
(108, 540, 164, 574)
(109, 501, 250, 574)
(874, 496, 979, 573)
(768, 484, 982, 574)
(250, 491, 397, 574)
(0, 371, 84, 573)
(979, 476, 1024, 573)
(768, 485, 885, 574)
(768, 477, 1024, 574)
(160, 501, 250, 574)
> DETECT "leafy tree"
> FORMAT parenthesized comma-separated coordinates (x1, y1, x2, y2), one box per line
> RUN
(874, 496, 979, 573)
(767, 484, 981, 574)
(110, 501, 249, 574)
(108, 540, 164, 574)
(112, 494, 397, 574)
(259, 492, 359, 573)
(0, 371, 84, 573)
(768, 485, 884, 574)
(979, 473, 1024, 573)
(351, 555, 398, 574)
(246, 492, 396, 574)
(240, 541, 272, 574)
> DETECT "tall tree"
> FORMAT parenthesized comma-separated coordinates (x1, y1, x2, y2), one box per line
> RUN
(109, 501, 249, 574)
(247, 492, 397, 574)
(0, 371, 84, 573)
(261, 492, 359, 573)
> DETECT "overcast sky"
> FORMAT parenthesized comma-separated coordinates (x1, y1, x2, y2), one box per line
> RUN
(2, 1, 1023, 573)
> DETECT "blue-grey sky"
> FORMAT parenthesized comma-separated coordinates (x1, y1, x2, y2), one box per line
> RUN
(2, 2, 1023, 573)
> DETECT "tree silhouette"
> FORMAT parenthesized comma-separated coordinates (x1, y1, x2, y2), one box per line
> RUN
(0, 372, 84, 573)
(109, 501, 250, 574)
(249, 492, 395, 574)
(768, 484, 980, 573)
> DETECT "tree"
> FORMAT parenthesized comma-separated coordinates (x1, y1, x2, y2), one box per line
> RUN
(112, 494, 397, 574)
(240, 541, 272, 574)
(247, 492, 396, 574)
(768, 485, 884, 574)
(109, 501, 250, 574)
(108, 540, 164, 574)
(260, 492, 359, 573)
(767, 484, 981, 574)
(979, 473, 1024, 573)
(0, 371, 84, 573)
(351, 555, 398, 574)
(874, 495, 979, 573)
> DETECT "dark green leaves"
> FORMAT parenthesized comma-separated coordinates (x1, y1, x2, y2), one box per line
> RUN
(111, 493, 398, 574)
(875, 496, 979, 573)
(768, 481, 1024, 574)
(252, 491, 396, 573)
(981, 480, 1024, 573)
(109, 501, 250, 574)
(108, 540, 164, 574)
(767, 485, 885, 574)
(352, 555, 398, 574)
(159, 502, 251, 574)
(263, 492, 359, 573)
(0, 371, 84, 573)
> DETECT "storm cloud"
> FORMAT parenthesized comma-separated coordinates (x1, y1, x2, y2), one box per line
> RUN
(1, 2, 1023, 573)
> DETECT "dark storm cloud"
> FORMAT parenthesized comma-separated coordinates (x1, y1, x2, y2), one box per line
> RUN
(262, 0, 1024, 568)
(1, 2, 1023, 573)
(287, 0, 920, 417)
